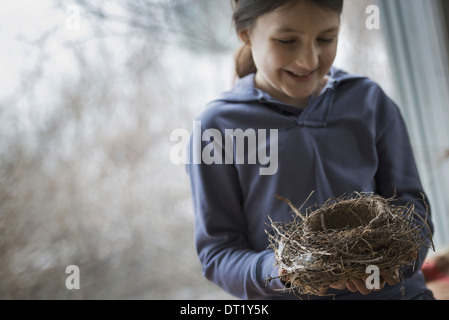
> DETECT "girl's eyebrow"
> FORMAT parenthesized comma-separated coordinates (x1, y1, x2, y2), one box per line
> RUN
(319, 26, 340, 33)
(274, 26, 340, 34)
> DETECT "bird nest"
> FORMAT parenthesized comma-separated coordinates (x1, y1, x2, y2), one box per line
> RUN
(266, 192, 433, 297)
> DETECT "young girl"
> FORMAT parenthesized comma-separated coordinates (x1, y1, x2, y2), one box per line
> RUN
(186, 0, 434, 300)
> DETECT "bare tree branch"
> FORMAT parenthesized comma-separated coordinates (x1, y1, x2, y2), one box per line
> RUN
(60, 0, 235, 53)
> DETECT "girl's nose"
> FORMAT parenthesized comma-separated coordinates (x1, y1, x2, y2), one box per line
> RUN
(294, 45, 319, 71)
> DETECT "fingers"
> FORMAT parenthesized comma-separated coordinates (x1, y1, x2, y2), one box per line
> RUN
(279, 268, 401, 296)
(329, 281, 346, 290)
(375, 277, 386, 292)
(346, 268, 399, 295)
(318, 286, 329, 296)
(346, 278, 372, 295)
(380, 269, 400, 286)
(323, 278, 373, 296)
(326, 278, 372, 295)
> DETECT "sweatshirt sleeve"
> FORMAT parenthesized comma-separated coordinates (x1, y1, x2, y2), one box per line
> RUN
(374, 95, 434, 277)
(186, 121, 285, 300)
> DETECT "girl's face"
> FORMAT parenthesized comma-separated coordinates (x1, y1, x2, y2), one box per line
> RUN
(242, 1, 340, 108)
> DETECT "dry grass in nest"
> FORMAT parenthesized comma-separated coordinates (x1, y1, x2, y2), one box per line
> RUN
(266, 192, 433, 297)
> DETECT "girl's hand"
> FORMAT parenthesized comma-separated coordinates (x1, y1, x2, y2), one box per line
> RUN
(279, 268, 401, 296)
(321, 269, 400, 296)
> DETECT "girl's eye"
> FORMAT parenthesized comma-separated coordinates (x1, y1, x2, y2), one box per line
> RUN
(275, 37, 336, 45)
(317, 37, 335, 44)
(276, 39, 296, 45)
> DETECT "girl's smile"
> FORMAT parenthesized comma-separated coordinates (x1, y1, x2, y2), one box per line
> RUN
(285, 68, 318, 82)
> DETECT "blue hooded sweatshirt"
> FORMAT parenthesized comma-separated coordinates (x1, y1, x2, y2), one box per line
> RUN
(186, 67, 434, 300)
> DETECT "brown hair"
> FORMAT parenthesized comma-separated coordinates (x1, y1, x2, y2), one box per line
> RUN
(232, 0, 344, 78)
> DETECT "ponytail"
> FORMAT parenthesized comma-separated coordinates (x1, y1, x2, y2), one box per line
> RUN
(234, 44, 257, 79)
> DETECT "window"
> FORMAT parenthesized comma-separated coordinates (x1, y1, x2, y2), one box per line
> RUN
(336, 0, 449, 248)
(378, 0, 449, 248)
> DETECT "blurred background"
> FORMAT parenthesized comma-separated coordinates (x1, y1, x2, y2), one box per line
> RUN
(0, 0, 448, 299)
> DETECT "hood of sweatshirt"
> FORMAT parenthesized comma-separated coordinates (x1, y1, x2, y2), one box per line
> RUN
(211, 66, 367, 127)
